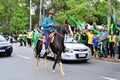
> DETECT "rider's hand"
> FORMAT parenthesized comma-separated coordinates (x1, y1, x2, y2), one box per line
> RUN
(50, 23, 54, 27)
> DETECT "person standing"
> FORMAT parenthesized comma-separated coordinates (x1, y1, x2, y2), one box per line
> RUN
(108, 31, 116, 58)
(27, 30, 33, 47)
(114, 30, 120, 59)
(92, 33, 99, 58)
(100, 27, 109, 58)
(19, 32, 23, 46)
(86, 29, 94, 56)
(22, 32, 27, 46)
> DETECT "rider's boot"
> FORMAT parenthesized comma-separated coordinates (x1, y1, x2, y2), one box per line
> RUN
(63, 47, 69, 53)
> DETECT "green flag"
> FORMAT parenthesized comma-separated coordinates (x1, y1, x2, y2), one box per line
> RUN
(78, 20, 86, 29)
(99, 41, 103, 55)
(93, 29, 102, 37)
(32, 30, 43, 48)
(110, 16, 116, 31)
(67, 14, 78, 26)
(21, 35, 27, 42)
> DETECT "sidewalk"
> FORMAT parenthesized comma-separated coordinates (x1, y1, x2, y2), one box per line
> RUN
(91, 56, 120, 63)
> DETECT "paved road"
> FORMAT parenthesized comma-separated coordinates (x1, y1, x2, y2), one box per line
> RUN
(0, 43, 120, 80)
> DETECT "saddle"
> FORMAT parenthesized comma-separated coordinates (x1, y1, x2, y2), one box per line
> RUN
(40, 32, 55, 43)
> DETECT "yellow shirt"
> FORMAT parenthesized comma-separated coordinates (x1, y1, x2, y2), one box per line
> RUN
(87, 32, 94, 44)
(19, 34, 23, 39)
(28, 31, 32, 39)
(109, 35, 116, 42)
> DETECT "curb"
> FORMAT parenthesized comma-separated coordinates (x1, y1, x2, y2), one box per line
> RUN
(91, 57, 120, 63)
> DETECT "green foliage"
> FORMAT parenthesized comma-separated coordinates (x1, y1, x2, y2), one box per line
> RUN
(0, 0, 30, 35)
(51, 0, 120, 26)
(1, 0, 120, 35)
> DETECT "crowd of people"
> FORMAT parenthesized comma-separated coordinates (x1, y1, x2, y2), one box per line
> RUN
(18, 30, 33, 47)
(17, 23, 120, 60)
(74, 25, 120, 60)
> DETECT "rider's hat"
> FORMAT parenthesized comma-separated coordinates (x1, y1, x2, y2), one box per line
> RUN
(48, 10, 55, 15)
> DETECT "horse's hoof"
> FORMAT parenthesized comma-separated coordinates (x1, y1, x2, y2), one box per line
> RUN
(36, 67, 39, 71)
(61, 73, 66, 77)
(52, 69, 56, 72)
(45, 65, 48, 69)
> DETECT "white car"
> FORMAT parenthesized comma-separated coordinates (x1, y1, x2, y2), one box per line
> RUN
(44, 37, 91, 62)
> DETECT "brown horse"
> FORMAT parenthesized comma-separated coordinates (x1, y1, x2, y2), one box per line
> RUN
(34, 22, 73, 76)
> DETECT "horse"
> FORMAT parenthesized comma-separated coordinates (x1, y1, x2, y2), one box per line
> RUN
(34, 22, 73, 76)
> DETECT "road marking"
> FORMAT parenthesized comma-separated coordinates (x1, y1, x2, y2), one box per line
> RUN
(17, 55, 31, 60)
(101, 76, 117, 80)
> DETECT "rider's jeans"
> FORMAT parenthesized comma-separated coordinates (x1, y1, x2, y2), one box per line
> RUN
(45, 31, 50, 50)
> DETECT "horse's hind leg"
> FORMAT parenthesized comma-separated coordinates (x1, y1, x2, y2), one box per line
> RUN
(35, 55, 39, 71)
(52, 54, 57, 72)
(43, 52, 49, 69)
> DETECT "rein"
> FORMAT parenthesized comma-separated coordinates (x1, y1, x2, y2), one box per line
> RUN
(54, 29, 65, 37)
(53, 24, 71, 38)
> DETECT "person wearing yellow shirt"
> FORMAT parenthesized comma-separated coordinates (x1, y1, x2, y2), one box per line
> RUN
(27, 30, 33, 47)
(86, 30, 94, 56)
(19, 32, 23, 46)
(108, 31, 116, 58)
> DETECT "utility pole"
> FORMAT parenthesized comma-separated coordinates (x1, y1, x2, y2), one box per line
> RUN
(30, 0, 32, 30)
(39, 0, 42, 26)
(107, 0, 112, 31)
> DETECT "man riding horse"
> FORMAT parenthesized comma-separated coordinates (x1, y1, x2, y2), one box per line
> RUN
(42, 10, 68, 53)
(34, 10, 73, 76)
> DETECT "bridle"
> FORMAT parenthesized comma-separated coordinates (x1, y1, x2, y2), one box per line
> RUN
(54, 24, 71, 38)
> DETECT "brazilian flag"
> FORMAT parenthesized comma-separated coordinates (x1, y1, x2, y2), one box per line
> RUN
(110, 16, 116, 31)
(98, 41, 103, 55)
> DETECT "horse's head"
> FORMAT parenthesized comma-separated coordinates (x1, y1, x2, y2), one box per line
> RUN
(62, 21, 73, 37)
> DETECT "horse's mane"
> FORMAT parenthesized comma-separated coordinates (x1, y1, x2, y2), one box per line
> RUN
(55, 26, 61, 30)
(55, 24, 66, 31)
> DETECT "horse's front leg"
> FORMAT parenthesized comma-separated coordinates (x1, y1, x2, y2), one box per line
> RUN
(58, 53, 65, 76)
(35, 55, 39, 71)
(43, 52, 49, 69)
(59, 62, 65, 76)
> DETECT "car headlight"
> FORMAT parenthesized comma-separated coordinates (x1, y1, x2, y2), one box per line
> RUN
(7, 45, 12, 49)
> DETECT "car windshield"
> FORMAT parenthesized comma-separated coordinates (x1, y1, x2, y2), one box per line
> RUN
(64, 37, 77, 43)
(0, 35, 7, 42)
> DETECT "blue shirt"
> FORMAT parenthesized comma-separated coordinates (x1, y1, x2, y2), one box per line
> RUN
(100, 31, 108, 42)
(42, 17, 55, 31)
(93, 37, 99, 47)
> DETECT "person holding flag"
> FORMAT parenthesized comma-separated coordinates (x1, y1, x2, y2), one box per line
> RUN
(100, 27, 109, 58)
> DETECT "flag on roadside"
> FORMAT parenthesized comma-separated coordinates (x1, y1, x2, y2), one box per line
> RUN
(99, 41, 103, 55)
(67, 14, 86, 29)
(78, 20, 86, 29)
(110, 16, 116, 31)
(21, 35, 27, 43)
(67, 14, 78, 26)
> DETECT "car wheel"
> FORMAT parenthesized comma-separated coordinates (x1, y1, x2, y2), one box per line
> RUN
(7, 53, 12, 56)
